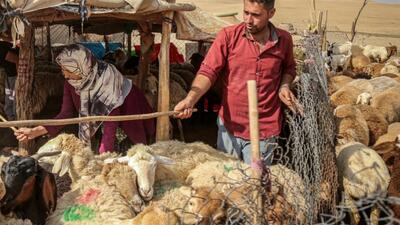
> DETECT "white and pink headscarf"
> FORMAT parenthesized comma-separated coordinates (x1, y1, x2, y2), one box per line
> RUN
(55, 44, 132, 146)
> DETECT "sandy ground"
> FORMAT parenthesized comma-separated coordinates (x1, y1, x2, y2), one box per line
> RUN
(178, 0, 400, 46)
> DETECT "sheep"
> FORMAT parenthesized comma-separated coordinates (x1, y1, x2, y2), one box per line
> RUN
(373, 123, 400, 172)
(0, 153, 58, 225)
(100, 162, 144, 213)
(326, 54, 351, 72)
(45, 176, 136, 225)
(328, 75, 353, 95)
(130, 205, 179, 225)
(351, 54, 371, 73)
(354, 104, 389, 146)
(336, 142, 391, 225)
(362, 45, 391, 63)
(328, 42, 353, 55)
(334, 104, 370, 146)
(0, 214, 33, 225)
(104, 141, 235, 200)
(330, 77, 400, 107)
(386, 56, 400, 67)
(36, 134, 144, 212)
(370, 86, 400, 124)
(356, 92, 372, 105)
(104, 144, 175, 201)
(380, 64, 399, 75)
(185, 161, 307, 224)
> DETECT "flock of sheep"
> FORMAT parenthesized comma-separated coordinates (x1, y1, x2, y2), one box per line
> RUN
(0, 37, 399, 225)
(324, 40, 400, 223)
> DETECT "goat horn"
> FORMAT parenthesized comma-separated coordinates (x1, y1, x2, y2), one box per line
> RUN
(31, 151, 62, 160)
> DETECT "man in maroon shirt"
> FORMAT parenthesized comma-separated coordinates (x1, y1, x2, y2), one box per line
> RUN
(174, 0, 297, 165)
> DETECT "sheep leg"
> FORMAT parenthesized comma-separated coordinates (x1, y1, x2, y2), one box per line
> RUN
(177, 119, 185, 142)
(370, 205, 380, 225)
(343, 193, 360, 225)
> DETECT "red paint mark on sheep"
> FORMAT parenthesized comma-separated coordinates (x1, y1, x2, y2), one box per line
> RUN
(76, 188, 101, 204)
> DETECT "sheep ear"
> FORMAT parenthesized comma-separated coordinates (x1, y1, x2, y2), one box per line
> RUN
(154, 155, 175, 165)
(52, 153, 71, 176)
(104, 156, 129, 164)
(38, 166, 57, 213)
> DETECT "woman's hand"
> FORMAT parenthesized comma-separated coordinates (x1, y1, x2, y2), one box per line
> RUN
(14, 126, 48, 142)
(173, 97, 196, 119)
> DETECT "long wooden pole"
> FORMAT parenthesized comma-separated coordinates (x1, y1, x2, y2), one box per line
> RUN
(247, 80, 263, 225)
(16, 25, 35, 153)
(0, 110, 196, 128)
(156, 10, 174, 141)
(137, 22, 153, 91)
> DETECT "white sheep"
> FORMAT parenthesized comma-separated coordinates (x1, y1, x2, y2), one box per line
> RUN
(37, 134, 143, 212)
(326, 54, 351, 72)
(363, 45, 389, 63)
(45, 176, 136, 225)
(336, 142, 391, 225)
(104, 141, 236, 201)
(380, 64, 399, 75)
(356, 92, 372, 105)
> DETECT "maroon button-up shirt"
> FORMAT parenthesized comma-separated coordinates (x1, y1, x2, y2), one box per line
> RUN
(198, 22, 296, 139)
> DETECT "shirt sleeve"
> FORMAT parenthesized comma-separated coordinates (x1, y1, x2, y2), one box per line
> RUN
(98, 107, 120, 154)
(45, 82, 77, 136)
(197, 29, 229, 84)
(282, 34, 296, 78)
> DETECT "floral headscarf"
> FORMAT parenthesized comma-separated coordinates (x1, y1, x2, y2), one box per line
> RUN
(56, 44, 132, 147)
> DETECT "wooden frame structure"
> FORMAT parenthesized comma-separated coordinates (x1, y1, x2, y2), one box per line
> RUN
(0, 1, 192, 151)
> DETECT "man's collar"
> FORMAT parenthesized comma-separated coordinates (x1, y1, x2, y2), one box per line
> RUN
(242, 22, 280, 42)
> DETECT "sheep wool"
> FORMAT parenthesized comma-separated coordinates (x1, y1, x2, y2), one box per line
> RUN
(370, 86, 400, 123)
(328, 75, 353, 95)
(336, 142, 390, 199)
(373, 122, 400, 154)
(335, 104, 370, 146)
(354, 104, 389, 146)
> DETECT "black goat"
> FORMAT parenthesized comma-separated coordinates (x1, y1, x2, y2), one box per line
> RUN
(0, 155, 57, 225)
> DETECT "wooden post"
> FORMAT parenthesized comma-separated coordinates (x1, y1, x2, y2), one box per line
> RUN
(46, 23, 52, 62)
(127, 30, 132, 56)
(16, 25, 36, 153)
(156, 11, 174, 141)
(137, 22, 154, 90)
(317, 11, 323, 35)
(247, 80, 263, 225)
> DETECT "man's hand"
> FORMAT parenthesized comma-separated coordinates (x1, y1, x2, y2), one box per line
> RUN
(14, 126, 47, 142)
(278, 85, 295, 107)
(174, 97, 196, 119)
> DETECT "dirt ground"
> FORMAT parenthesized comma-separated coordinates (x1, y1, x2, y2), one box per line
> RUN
(178, 0, 400, 46)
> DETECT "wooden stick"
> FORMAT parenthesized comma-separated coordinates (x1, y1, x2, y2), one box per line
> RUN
(156, 10, 174, 141)
(0, 110, 197, 128)
(247, 80, 263, 225)
(0, 114, 17, 132)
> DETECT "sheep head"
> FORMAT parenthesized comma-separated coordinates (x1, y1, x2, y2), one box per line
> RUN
(104, 144, 174, 201)
(36, 134, 93, 178)
(356, 92, 372, 105)
(145, 75, 158, 96)
(0, 155, 57, 225)
(179, 186, 226, 225)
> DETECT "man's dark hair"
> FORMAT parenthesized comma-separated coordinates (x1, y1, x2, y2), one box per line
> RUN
(247, 0, 275, 9)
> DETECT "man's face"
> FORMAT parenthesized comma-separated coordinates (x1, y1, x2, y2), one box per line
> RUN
(243, 0, 275, 34)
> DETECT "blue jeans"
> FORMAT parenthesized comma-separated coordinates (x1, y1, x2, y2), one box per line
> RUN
(217, 117, 277, 165)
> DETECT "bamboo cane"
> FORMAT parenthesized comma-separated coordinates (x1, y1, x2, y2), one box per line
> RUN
(247, 80, 264, 225)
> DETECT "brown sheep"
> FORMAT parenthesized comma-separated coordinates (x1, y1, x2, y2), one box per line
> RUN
(354, 104, 389, 146)
(334, 104, 370, 146)
(328, 75, 354, 95)
(370, 86, 400, 124)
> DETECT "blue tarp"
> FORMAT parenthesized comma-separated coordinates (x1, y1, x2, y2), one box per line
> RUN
(79, 42, 123, 59)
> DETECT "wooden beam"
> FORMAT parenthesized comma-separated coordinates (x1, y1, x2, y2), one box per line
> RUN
(46, 23, 52, 61)
(16, 25, 36, 154)
(156, 11, 174, 141)
(137, 22, 154, 90)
